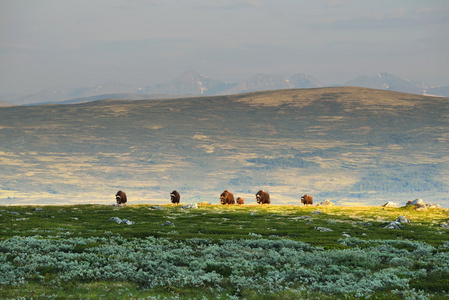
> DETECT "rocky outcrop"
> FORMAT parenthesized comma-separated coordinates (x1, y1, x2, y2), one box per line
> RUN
(406, 199, 427, 211)
(384, 216, 410, 229)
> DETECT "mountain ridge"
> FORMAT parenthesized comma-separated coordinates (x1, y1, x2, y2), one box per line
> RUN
(6, 71, 448, 105)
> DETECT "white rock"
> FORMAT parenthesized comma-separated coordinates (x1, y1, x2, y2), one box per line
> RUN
(407, 198, 425, 206)
(121, 219, 135, 225)
(384, 222, 403, 229)
(109, 217, 122, 224)
(151, 206, 164, 210)
(314, 227, 333, 232)
(426, 204, 443, 209)
(162, 221, 175, 226)
(182, 203, 198, 209)
(396, 216, 411, 224)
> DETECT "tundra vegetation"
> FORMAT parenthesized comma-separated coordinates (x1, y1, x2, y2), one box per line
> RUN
(1, 204, 448, 299)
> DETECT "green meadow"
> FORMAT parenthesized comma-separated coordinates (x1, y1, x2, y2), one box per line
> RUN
(1, 204, 448, 299)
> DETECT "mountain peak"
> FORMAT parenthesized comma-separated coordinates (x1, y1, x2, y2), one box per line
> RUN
(346, 73, 430, 95)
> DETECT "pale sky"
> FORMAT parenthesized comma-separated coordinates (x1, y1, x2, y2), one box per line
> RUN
(1, 0, 448, 95)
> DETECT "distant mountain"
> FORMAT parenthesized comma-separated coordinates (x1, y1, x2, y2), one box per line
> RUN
(7, 70, 448, 105)
(139, 69, 237, 96)
(225, 74, 290, 94)
(12, 82, 137, 105)
(225, 73, 323, 94)
(289, 73, 324, 88)
(35, 93, 182, 105)
(426, 86, 449, 97)
(345, 73, 431, 95)
(0, 93, 23, 103)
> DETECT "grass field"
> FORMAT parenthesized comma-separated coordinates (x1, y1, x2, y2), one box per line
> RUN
(1, 204, 448, 299)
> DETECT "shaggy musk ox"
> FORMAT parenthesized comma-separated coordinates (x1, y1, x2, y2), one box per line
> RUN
(301, 195, 313, 205)
(256, 190, 270, 204)
(220, 190, 235, 205)
(236, 197, 244, 205)
(115, 190, 127, 205)
(170, 190, 181, 204)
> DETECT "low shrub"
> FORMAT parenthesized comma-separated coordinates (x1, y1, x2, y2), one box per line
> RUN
(1, 235, 448, 298)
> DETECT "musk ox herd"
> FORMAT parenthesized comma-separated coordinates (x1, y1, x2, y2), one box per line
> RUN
(115, 189, 313, 206)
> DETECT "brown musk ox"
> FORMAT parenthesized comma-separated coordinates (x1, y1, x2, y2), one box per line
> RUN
(115, 190, 127, 205)
(236, 197, 244, 205)
(170, 190, 181, 204)
(256, 190, 270, 204)
(301, 194, 313, 205)
(220, 190, 235, 205)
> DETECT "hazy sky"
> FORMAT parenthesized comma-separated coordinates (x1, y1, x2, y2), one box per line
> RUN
(1, 0, 449, 95)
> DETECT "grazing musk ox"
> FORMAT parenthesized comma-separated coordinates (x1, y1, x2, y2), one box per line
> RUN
(256, 190, 270, 204)
(115, 190, 127, 205)
(170, 190, 181, 204)
(301, 194, 313, 205)
(220, 190, 235, 205)
(236, 197, 244, 205)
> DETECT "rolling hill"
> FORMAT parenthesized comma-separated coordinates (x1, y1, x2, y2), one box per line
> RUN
(0, 87, 448, 206)
(0, 100, 15, 107)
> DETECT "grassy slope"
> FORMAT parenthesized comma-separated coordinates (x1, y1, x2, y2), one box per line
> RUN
(1, 204, 448, 299)
(0, 87, 448, 206)
(2, 204, 448, 247)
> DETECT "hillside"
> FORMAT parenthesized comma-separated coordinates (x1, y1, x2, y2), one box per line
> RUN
(0, 100, 15, 107)
(0, 87, 448, 206)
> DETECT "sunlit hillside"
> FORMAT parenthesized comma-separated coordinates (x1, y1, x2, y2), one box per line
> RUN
(0, 87, 448, 206)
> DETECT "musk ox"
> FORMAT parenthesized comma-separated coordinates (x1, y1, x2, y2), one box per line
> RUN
(236, 197, 244, 205)
(220, 190, 235, 205)
(256, 190, 270, 204)
(115, 190, 127, 205)
(170, 190, 180, 204)
(301, 194, 313, 205)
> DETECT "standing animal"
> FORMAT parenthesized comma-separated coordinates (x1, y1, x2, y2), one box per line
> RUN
(236, 197, 244, 205)
(301, 194, 313, 205)
(220, 190, 235, 205)
(170, 190, 181, 204)
(256, 190, 270, 204)
(115, 190, 127, 205)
